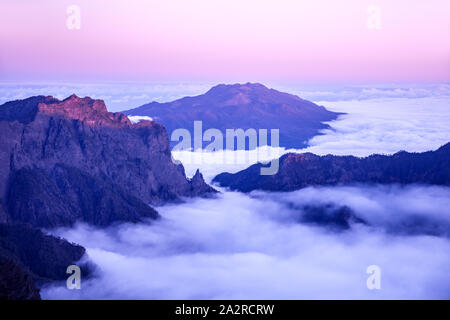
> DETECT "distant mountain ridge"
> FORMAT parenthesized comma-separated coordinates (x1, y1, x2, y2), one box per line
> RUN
(213, 143, 450, 192)
(124, 83, 341, 149)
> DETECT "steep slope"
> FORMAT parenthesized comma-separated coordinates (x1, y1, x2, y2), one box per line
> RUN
(124, 83, 341, 149)
(0, 223, 87, 282)
(0, 256, 41, 300)
(213, 143, 450, 192)
(0, 222, 90, 300)
(0, 94, 216, 228)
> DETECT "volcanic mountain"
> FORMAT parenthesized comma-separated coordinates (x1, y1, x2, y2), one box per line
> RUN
(0, 94, 216, 229)
(0, 94, 219, 299)
(124, 83, 341, 149)
(213, 143, 450, 192)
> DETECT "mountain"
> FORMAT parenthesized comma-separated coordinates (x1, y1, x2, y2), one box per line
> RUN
(213, 143, 450, 192)
(0, 256, 41, 300)
(0, 223, 87, 282)
(124, 83, 341, 149)
(0, 94, 218, 299)
(0, 94, 216, 228)
(0, 223, 88, 300)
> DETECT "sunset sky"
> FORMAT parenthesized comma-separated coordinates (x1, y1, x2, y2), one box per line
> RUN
(1, 0, 449, 83)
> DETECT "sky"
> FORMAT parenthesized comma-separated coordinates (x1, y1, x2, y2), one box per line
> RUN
(1, 0, 449, 83)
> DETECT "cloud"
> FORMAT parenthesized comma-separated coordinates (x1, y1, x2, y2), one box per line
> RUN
(304, 96, 450, 156)
(41, 185, 450, 299)
(276, 83, 450, 102)
(128, 115, 153, 123)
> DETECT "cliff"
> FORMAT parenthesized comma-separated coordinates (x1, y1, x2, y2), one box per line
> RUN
(0, 223, 88, 300)
(0, 94, 216, 228)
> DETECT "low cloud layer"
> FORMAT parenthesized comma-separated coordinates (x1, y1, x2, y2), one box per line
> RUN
(42, 185, 450, 299)
(15, 85, 447, 299)
(306, 96, 450, 156)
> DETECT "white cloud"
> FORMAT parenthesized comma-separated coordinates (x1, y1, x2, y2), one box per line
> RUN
(175, 95, 450, 181)
(128, 115, 153, 123)
(41, 185, 450, 299)
(304, 96, 450, 156)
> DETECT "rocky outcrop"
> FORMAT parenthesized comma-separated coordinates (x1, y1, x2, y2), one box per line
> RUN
(189, 169, 216, 197)
(213, 143, 450, 192)
(0, 95, 216, 228)
(293, 204, 367, 231)
(0, 223, 86, 282)
(7, 166, 159, 227)
(0, 222, 89, 300)
(125, 83, 341, 149)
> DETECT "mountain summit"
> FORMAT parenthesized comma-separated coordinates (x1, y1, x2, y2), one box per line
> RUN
(125, 83, 341, 149)
(0, 95, 216, 228)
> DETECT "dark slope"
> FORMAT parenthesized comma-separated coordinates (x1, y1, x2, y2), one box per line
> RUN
(0, 223, 89, 300)
(0, 94, 216, 228)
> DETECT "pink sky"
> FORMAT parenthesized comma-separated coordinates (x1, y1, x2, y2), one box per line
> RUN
(1, 0, 449, 83)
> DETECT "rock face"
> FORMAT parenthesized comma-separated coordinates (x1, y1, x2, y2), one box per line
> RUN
(0, 223, 86, 282)
(0, 256, 41, 300)
(124, 83, 341, 149)
(213, 143, 450, 192)
(0, 95, 216, 228)
(0, 223, 88, 300)
(0, 200, 7, 224)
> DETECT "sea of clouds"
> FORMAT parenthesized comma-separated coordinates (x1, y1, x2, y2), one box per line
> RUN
(42, 185, 450, 299)
(34, 83, 450, 299)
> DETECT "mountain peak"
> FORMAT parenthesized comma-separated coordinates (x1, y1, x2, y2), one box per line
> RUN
(38, 95, 131, 127)
(64, 93, 80, 101)
(0, 95, 133, 127)
(124, 83, 341, 149)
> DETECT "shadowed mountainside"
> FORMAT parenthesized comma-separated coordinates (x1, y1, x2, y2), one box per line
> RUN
(0, 223, 86, 282)
(0, 256, 41, 300)
(213, 143, 450, 192)
(124, 83, 341, 149)
(0, 94, 216, 229)
(0, 223, 88, 300)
